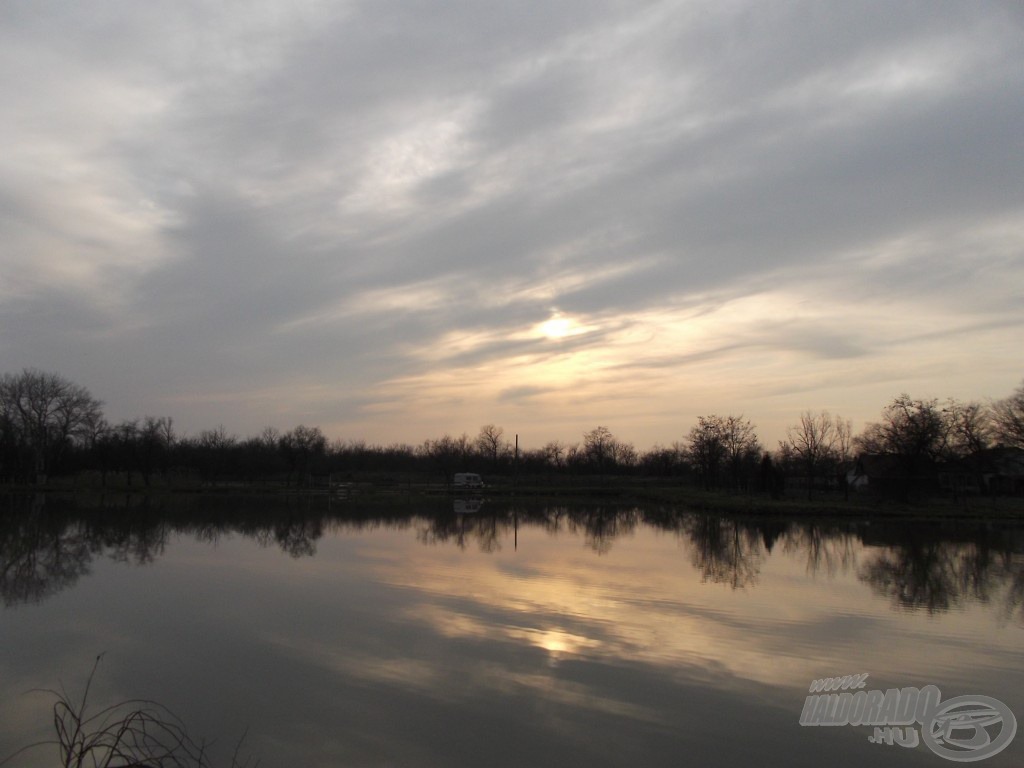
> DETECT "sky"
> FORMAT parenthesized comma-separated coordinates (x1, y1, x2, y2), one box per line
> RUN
(1, 0, 1022, 451)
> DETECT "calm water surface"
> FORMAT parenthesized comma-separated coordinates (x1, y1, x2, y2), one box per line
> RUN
(1, 495, 1022, 767)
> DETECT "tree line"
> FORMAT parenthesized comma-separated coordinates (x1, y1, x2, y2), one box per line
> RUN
(1, 368, 1023, 495)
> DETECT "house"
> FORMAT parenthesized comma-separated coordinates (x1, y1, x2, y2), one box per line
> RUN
(939, 447, 1024, 497)
(846, 454, 937, 498)
(982, 447, 1024, 495)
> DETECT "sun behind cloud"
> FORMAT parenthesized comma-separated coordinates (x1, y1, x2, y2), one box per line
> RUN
(536, 312, 589, 340)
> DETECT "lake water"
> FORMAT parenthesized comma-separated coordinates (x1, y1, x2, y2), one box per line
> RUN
(1, 494, 1022, 767)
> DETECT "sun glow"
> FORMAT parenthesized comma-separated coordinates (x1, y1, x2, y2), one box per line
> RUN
(537, 312, 587, 340)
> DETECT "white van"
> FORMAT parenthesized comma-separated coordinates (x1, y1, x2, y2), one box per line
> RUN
(453, 472, 484, 489)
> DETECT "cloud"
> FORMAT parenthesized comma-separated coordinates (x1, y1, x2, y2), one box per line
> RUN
(498, 385, 556, 404)
(1, 0, 1022, 446)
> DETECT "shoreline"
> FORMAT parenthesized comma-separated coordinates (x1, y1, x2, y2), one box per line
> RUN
(4, 478, 1023, 521)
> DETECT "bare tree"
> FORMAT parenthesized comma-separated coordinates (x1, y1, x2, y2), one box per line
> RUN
(475, 423, 507, 467)
(139, 416, 176, 485)
(0, 369, 103, 481)
(583, 426, 617, 475)
(782, 411, 846, 499)
(616, 441, 638, 469)
(564, 442, 584, 470)
(198, 424, 236, 451)
(279, 424, 327, 485)
(420, 433, 472, 486)
(640, 444, 683, 477)
(856, 395, 945, 460)
(991, 380, 1024, 449)
(687, 415, 760, 491)
(834, 416, 854, 498)
(835, 417, 853, 463)
(687, 416, 727, 490)
(720, 415, 761, 491)
(259, 426, 280, 448)
(542, 440, 566, 469)
(941, 399, 992, 458)
(855, 395, 948, 500)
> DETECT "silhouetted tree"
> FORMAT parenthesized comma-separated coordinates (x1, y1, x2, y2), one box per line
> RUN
(941, 399, 992, 458)
(475, 424, 508, 467)
(583, 426, 617, 477)
(781, 411, 850, 499)
(855, 395, 951, 500)
(192, 425, 237, 483)
(721, 415, 761, 491)
(542, 440, 567, 470)
(616, 441, 638, 470)
(640, 444, 684, 477)
(688, 415, 760, 491)
(0, 369, 103, 481)
(687, 416, 727, 490)
(279, 425, 327, 486)
(991, 380, 1024, 449)
(857, 395, 944, 459)
(420, 433, 472, 487)
(138, 416, 175, 485)
(759, 453, 784, 499)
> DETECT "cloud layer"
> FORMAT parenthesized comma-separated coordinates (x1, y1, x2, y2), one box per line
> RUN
(2, 0, 1022, 447)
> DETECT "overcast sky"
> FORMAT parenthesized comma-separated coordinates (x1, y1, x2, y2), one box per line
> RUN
(2, 0, 1022, 450)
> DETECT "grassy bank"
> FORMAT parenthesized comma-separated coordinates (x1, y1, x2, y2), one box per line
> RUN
(5, 472, 1023, 520)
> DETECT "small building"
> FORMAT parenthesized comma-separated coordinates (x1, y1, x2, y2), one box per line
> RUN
(939, 447, 1024, 497)
(983, 447, 1024, 495)
(846, 454, 937, 498)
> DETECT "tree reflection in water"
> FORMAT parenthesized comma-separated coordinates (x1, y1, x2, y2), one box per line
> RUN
(1, 494, 1022, 621)
(0, 496, 93, 606)
(857, 523, 1024, 619)
(684, 515, 764, 588)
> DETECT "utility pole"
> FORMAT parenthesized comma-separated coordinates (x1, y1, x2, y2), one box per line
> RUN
(514, 433, 519, 493)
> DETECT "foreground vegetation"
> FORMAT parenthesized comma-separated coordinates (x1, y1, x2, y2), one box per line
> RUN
(0, 656, 255, 768)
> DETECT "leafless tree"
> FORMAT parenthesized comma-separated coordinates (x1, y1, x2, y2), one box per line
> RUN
(856, 395, 945, 459)
(0, 369, 103, 481)
(991, 380, 1024, 449)
(687, 416, 727, 490)
(542, 440, 566, 469)
(198, 425, 236, 451)
(475, 423, 507, 466)
(259, 426, 280, 449)
(687, 415, 760, 491)
(855, 395, 951, 500)
(720, 415, 761, 490)
(616, 441, 638, 469)
(782, 411, 848, 499)
(138, 416, 176, 485)
(941, 399, 992, 458)
(279, 425, 327, 484)
(583, 426, 617, 474)
(420, 433, 472, 486)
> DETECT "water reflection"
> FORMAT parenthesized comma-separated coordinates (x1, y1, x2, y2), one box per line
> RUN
(453, 498, 484, 514)
(684, 514, 765, 588)
(1, 494, 1022, 622)
(0, 499, 94, 606)
(858, 523, 1024, 621)
(3, 494, 1024, 768)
